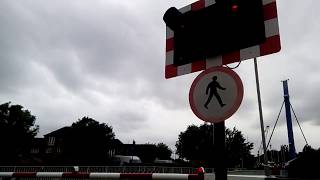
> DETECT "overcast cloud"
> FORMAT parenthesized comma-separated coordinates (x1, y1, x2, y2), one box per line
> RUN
(1, 0, 320, 155)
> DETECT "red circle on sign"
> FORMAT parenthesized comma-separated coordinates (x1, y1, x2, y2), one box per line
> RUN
(189, 67, 243, 123)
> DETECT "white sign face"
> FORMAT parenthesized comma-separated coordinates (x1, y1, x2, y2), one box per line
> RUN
(189, 67, 244, 123)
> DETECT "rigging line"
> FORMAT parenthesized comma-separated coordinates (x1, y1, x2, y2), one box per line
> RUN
(267, 101, 285, 149)
(289, 102, 309, 145)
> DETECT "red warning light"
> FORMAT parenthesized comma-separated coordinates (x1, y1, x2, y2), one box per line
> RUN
(231, 4, 238, 12)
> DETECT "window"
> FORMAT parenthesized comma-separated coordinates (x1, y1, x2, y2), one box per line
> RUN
(46, 147, 53, 154)
(30, 148, 39, 154)
(48, 137, 55, 146)
(56, 147, 61, 153)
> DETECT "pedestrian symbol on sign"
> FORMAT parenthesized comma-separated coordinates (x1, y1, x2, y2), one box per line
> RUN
(189, 67, 243, 123)
(204, 76, 226, 109)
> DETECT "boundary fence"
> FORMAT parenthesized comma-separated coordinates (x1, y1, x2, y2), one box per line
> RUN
(0, 172, 209, 180)
(0, 167, 215, 174)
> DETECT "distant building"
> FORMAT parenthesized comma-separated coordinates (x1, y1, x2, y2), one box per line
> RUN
(30, 138, 45, 155)
(28, 127, 72, 164)
(108, 139, 124, 157)
(29, 127, 159, 165)
(113, 142, 157, 164)
(43, 127, 71, 155)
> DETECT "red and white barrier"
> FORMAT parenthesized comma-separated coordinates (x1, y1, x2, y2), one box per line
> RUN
(0, 172, 207, 180)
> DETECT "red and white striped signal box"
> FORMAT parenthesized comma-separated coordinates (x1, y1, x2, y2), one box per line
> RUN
(164, 0, 281, 79)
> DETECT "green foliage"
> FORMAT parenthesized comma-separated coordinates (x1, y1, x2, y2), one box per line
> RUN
(135, 144, 157, 163)
(156, 143, 172, 160)
(60, 116, 115, 165)
(176, 124, 213, 164)
(71, 116, 115, 141)
(175, 124, 254, 168)
(225, 127, 254, 168)
(0, 102, 39, 165)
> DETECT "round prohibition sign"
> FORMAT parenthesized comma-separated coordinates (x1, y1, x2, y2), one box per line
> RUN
(189, 66, 244, 123)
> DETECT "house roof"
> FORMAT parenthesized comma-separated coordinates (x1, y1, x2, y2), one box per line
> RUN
(111, 139, 123, 145)
(44, 126, 71, 138)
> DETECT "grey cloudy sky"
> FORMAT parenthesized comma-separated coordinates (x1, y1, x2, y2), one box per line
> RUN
(1, 0, 320, 155)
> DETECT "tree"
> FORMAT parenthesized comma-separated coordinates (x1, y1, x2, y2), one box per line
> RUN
(155, 143, 172, 160)
(225, 127, 254, 168)
(176, 124, 213, 166)
(302, 144, 315, 154)
(287, 145, 320, 178)
(176, 124, 254, 168)
(60, 117, 115, 165)
(135, 144, 157, 163)
(0, 102, 39, 165)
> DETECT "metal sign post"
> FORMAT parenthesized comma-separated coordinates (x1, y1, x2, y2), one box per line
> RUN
(253, 57, 270, 176)
(213, 122, 227, 180)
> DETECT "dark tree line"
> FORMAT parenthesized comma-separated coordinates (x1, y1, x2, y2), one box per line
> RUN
(225, 127, 254, 168)
(287, 145, 320, 178)
(176, 124, 255, 168)
(0, 102, 39, 165)
(0, 102, 172, 165)
(55, 117, 115, 165)
(156, 143, 172, 160)
(0, 102, 266, 168)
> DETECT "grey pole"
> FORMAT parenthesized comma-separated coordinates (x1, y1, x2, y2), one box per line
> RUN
(253, 58, 270, 176)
